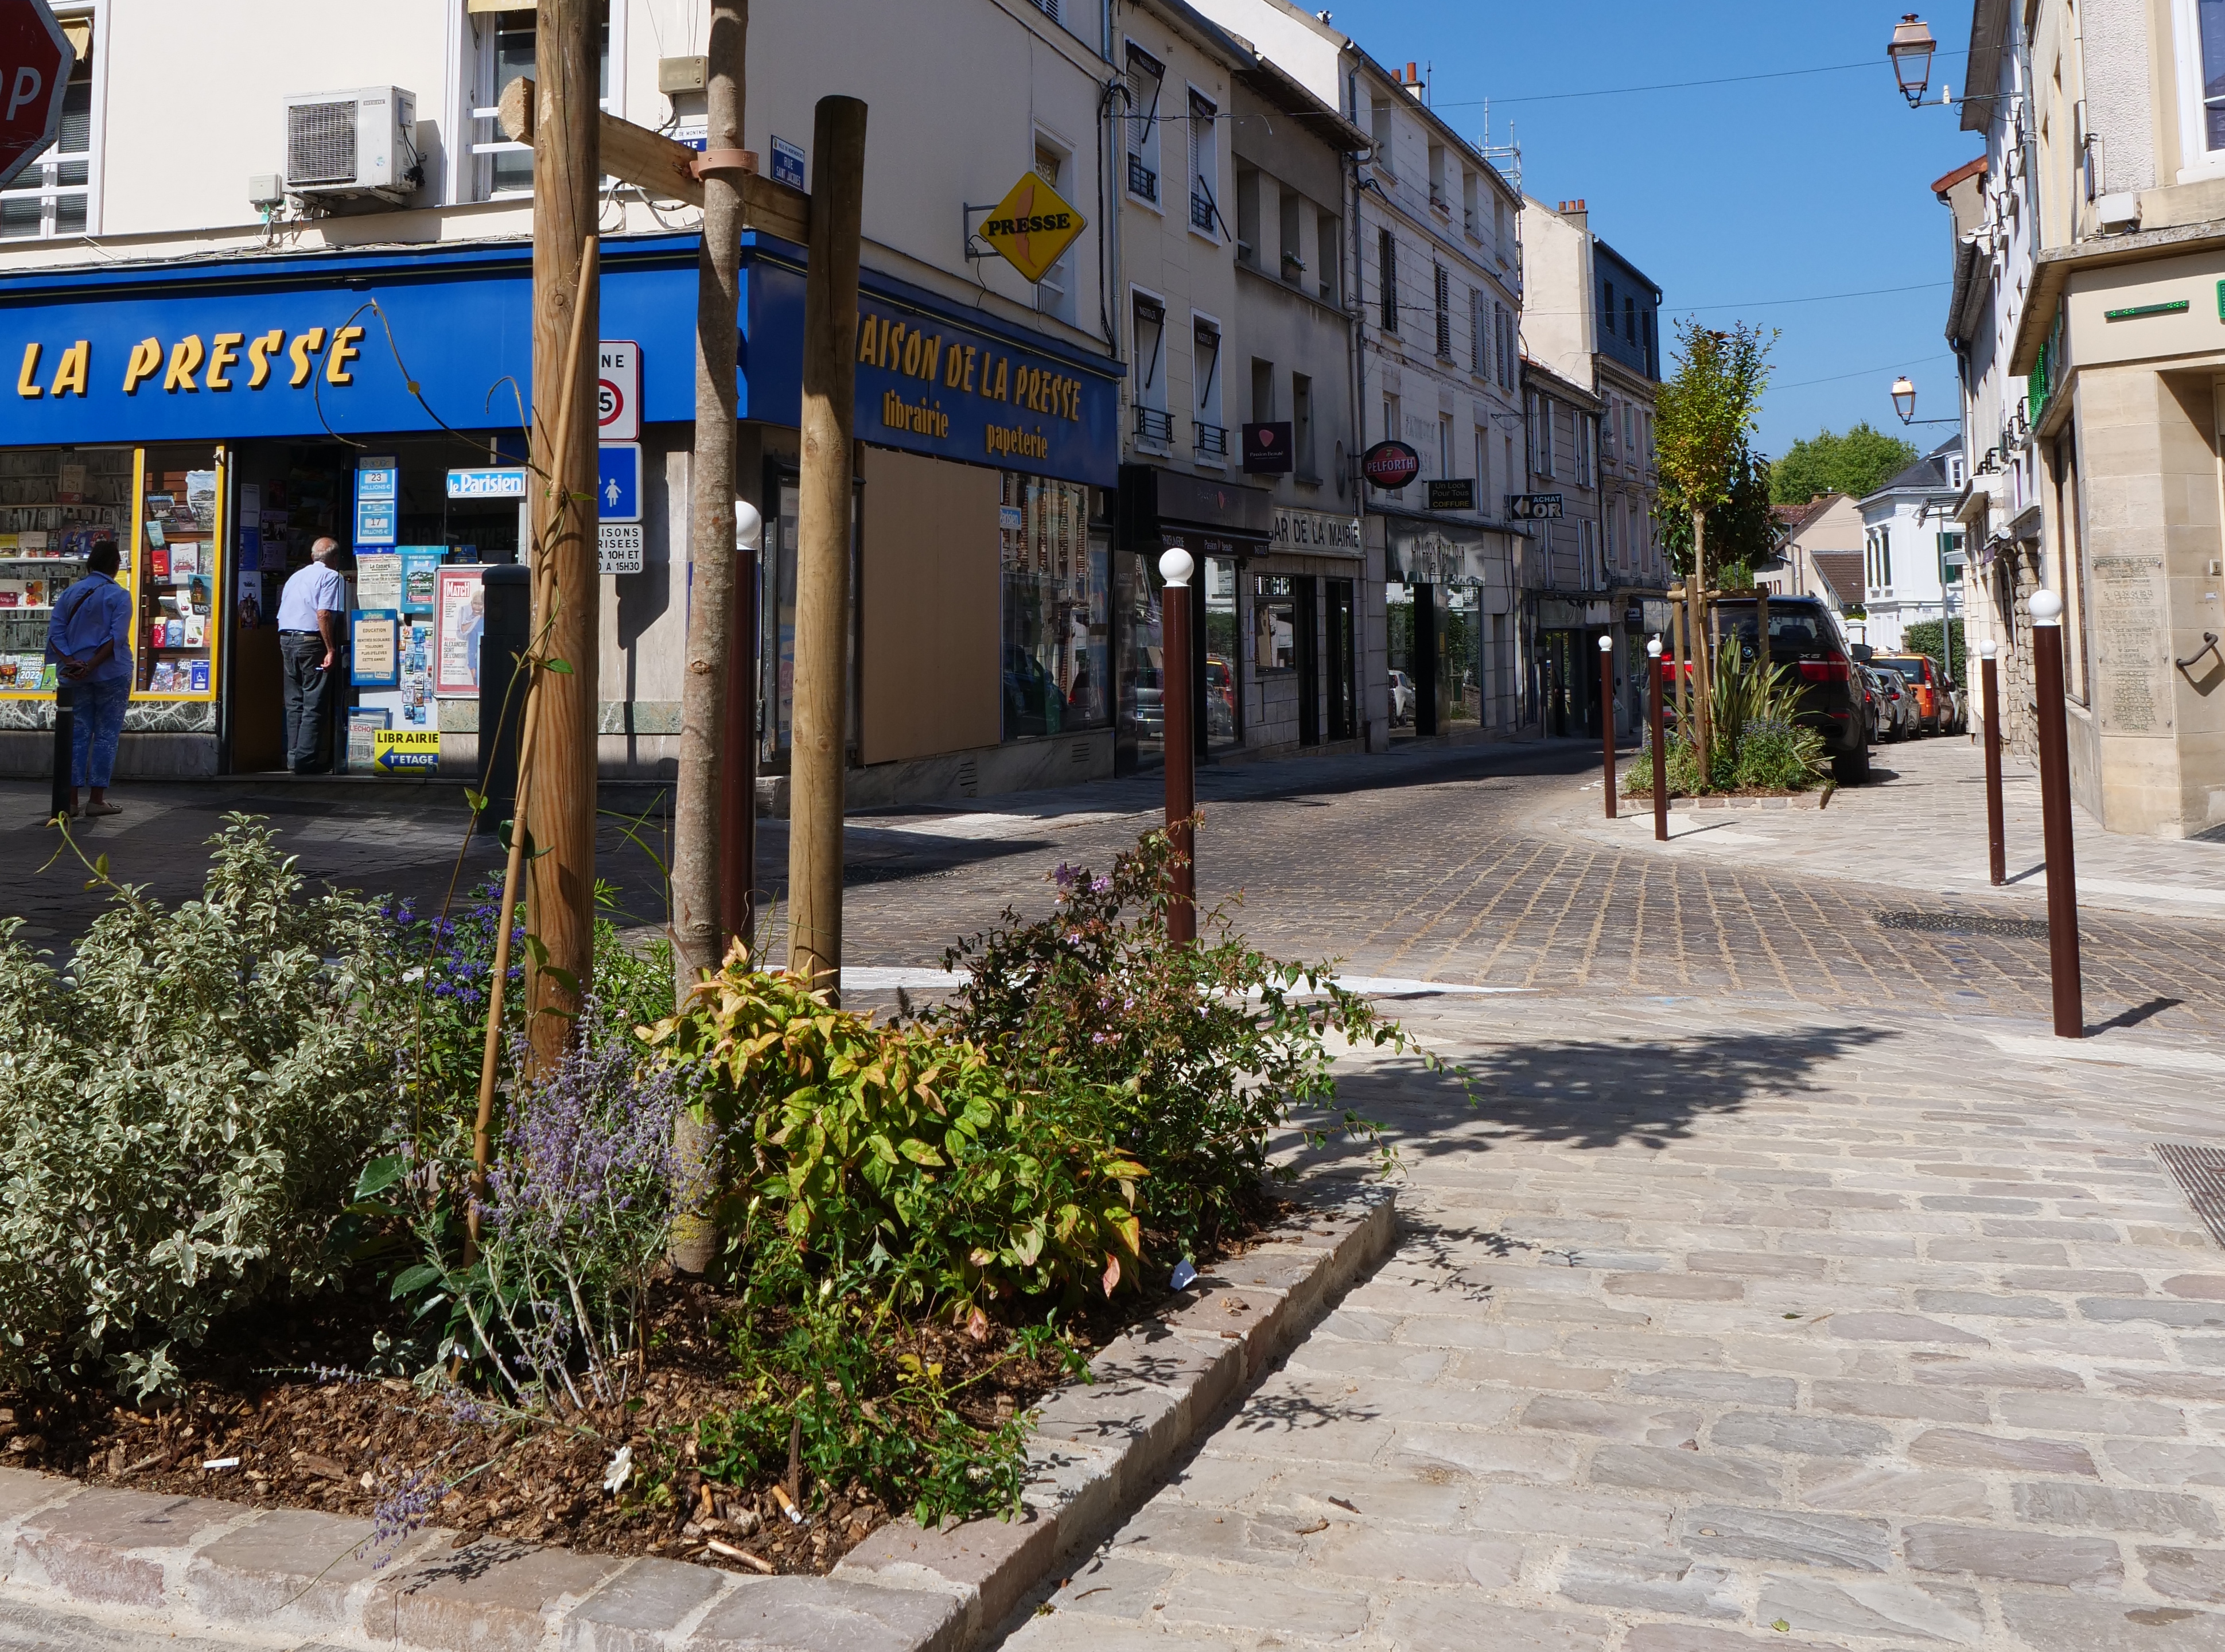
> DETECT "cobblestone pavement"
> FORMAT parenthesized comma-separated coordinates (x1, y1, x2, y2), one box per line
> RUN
(1562, 735, 2225, 926)
(1000, 992, 2225, 1652)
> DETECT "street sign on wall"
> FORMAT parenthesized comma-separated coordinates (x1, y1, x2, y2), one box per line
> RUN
(597, 443, 641, 523)
(1425, 478, 1476, 512)
(1506, 492, 1565, 520)
(1242, 421, 1292, 475)
(0, 0, 72, 192)
(977, 171, 1086, 286)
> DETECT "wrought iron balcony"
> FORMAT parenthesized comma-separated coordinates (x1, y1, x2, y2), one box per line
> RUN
(1127, 154, 1158, 202)
(1134, 405, 1174, 444)
(1191, 191, 1216, 233)
(1195, 421, 1227, 457)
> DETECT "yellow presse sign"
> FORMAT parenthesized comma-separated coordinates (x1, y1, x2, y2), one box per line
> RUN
(978, 173, 1086, 286)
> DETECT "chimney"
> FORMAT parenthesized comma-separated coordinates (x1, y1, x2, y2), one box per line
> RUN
(1559, 197, 1588, 230)
(1402, 60, 1425, 98)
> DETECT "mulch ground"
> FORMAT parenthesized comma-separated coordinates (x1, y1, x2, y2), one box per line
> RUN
(2, 1220, 1280, 1579)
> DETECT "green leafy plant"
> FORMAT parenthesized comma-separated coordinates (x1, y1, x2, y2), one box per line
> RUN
(932, 830, 1437, 1264)
(0, 818, 395, 1396)
(647, 965, 1145, 1312)
(1733, 717, 1829, 790)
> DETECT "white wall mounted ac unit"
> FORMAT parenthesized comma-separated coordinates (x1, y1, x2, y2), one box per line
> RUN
(283, 87, 419, 203)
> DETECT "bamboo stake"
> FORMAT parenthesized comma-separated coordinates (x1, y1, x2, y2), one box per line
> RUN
(468, 236, 601, 1258)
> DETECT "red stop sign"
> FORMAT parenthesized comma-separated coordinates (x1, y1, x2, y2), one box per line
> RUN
(0, 0, 72, 192)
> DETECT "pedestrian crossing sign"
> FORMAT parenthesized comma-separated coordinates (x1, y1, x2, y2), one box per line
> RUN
(372, 729, 440, 775)
(978, 172, 1086, 286)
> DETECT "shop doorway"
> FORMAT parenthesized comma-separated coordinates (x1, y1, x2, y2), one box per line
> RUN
(1292, 575, 1320, 747)
(1325, 578, 1356, 741)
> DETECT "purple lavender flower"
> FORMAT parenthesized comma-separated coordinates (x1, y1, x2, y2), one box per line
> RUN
(360, 1465, 441, 1569)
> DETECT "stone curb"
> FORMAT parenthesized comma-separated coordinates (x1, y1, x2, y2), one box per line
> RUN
(0, 1188, 1395, 1652)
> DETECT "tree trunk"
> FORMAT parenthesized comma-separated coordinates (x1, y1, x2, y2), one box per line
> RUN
(787, 97, 868, 1001)
(1690, 507, 1711, 786)
(524, 0, 601, 1071)
(667, 0, 747, 1278)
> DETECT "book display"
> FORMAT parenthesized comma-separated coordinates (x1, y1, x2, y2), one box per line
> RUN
(131, 448, 225, 700)
(0, 446, 134, 698)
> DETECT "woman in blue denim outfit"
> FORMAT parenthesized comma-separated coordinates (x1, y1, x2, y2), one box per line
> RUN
(46, 538, 135, 818)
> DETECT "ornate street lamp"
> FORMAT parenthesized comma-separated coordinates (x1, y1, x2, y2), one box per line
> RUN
(1892, 376, 1918, 423)
(1888, 14, 1936, 107)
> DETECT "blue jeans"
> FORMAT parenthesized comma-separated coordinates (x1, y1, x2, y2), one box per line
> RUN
(69, 676, 129, 789)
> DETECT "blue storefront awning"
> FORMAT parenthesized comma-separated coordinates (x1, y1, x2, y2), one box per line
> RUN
(0, 232, 1120, 487)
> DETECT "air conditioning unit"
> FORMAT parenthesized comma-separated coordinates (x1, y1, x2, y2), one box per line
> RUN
(283, 87, 419, 204)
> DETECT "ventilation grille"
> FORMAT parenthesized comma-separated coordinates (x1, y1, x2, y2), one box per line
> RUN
(955, 758, 978, 796)
(288, 100, 359, 185)
(2153, 1143, 2225, 1249)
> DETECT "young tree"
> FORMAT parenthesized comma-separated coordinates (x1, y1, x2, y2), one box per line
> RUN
(1769, 422, 1916, 506)
(1654, 320, 1774, 781)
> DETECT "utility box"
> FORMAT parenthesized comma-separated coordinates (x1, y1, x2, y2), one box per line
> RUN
(658, 56, 709, 95)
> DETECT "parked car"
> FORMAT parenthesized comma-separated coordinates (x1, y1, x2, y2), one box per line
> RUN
(1854, 666, 1884, 745)
(1942, 677, 1969, 735)
(1718, 596, 1873, 783)
(1388, 668, 1415, 726)
(1873, 653, 1947, 734)
(1865, 665, 1913, 741)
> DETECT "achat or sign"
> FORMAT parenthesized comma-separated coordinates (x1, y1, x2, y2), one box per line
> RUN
(978, 172, 1085, 286)
(1506, 492, 1565, 520)
(371, 728, 439, 775)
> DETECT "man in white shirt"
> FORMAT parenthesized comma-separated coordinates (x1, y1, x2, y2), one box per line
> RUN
(277, 537, 349, 774)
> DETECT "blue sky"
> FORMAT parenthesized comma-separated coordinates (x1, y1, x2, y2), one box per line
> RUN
(1324, 0, 1978, 458)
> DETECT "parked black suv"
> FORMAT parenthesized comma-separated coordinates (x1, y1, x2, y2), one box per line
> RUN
(1714, 596, 1872, 784)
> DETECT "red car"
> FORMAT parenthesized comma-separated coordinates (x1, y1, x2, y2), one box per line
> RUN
(1873, 654, 1946, 733)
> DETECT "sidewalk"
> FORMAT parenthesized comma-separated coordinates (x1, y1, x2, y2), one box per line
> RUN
(1561, 737, 2225, 927)
(1002, 990, 2225, 1651)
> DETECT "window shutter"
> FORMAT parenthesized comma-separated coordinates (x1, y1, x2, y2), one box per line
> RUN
(1379, 230, 1398, 331)
(1434, 266, 1451, 358)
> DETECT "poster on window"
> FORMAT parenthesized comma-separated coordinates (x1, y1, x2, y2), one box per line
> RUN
(400, 618, 437, 728)
(434, 566, 487, 697)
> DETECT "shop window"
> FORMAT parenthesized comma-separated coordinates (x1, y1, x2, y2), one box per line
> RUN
(1124, 42, 1164, 204)
(1115, 550, 1164, 770)
(0, 445, 131, 698)
(468, 2, 613, 201)
(1254, 574, 1297, 673)
(1202, 553, 1240, 751)
(999, 475, 1106, 740)
(0, 8, 96, 240)
(1192, 316, 1225, 461)
(131, 448, 224, 701)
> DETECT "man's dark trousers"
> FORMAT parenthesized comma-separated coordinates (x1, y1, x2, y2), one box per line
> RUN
(280, 632, 335, 773)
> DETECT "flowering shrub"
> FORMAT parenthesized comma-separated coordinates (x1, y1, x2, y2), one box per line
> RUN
(0, 818, 393, 1396)
(933, 829, 1427, 1263)
(647, 961, 1145, 1311)
(394, 1002, 687, 1409)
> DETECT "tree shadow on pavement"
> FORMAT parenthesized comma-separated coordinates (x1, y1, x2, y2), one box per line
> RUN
(1289, 1020, 1898, 1177)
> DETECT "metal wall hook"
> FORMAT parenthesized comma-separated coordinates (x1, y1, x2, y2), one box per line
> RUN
(2176, 631, 2222, 674)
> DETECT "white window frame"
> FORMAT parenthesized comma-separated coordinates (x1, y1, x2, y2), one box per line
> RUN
(1123, 40, 1166, 211)
(465, 2, 627, 204)
(0, 0, 106, 241)
(1186, 84, 1220, 242)
(2172, 0, 2225, 180)
(1131, 285, 1170, 447)
(1192, 308, 1226, 464)
(1032, 127, 1078, 321)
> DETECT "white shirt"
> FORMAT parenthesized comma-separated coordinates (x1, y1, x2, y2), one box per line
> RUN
(277, 561, 348, 632)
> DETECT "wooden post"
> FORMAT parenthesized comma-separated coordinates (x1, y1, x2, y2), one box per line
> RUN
(1981, 639, 2006, 887)
(1159, 549, 1197, 943)
(666, 0, 748, 1277)
(2029, 592, 2082, 1038)
(672, 0, 748, 1000)
(521, 0, 601, 1070)
(787, 96, 867, 1001)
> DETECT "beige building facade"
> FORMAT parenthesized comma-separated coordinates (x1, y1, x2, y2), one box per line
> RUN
(1950, 0, 2225, 838)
